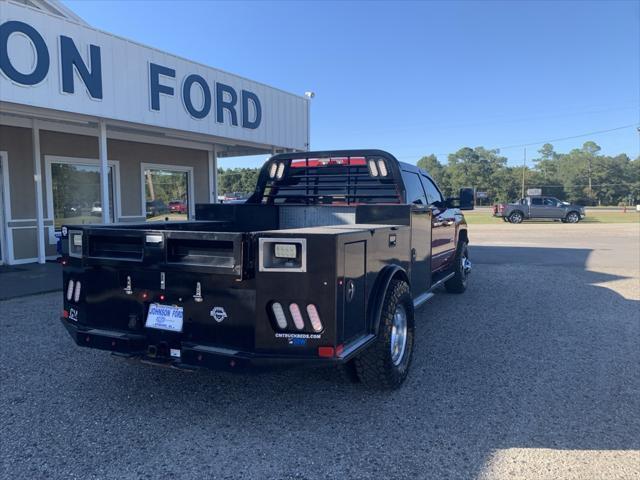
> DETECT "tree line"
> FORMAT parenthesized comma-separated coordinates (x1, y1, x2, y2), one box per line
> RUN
(217, 141, 639, 205)
(418, 141, 639, 205)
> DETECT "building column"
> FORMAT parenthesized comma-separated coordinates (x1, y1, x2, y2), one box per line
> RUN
(208, 145, 218, 203)
(98, 120, 111, 223)
(32, 119, 45, 264)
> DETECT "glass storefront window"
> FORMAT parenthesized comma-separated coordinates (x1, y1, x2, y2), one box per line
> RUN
(51, 163, 114, 230)
(144, 168, 190, 221)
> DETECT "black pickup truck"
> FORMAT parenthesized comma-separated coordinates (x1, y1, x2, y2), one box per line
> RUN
(60, 150, 473, 389)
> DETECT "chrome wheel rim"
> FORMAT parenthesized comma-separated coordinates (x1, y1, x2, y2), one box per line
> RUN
(390, 305, 408, 366)
(461, 251, 471, 281)
(567, 213, 578, 223)
(511, 213, 522, 223)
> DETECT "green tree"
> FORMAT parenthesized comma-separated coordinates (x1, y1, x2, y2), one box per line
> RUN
(447, 146, 508, 203)
(417, 154, 451, 195)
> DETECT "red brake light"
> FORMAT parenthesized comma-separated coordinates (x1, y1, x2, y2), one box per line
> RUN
(318, 346, 335, 358)
(62, 309, 69, 318)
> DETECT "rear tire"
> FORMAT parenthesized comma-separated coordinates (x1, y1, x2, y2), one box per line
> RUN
(445, 241, 470, 294)
(354, 279, 414, 389)
(566, 211, 580, 223)
(509, 211, 524, 224)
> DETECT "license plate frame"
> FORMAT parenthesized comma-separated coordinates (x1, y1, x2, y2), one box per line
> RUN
(145, 303, 184, 332)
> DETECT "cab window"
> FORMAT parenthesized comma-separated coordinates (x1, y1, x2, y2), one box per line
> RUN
(543, 197, 558, 206)
(401, 171, 427, 205)
(531, 197, 543, 205)
(421, 175, 443, 205)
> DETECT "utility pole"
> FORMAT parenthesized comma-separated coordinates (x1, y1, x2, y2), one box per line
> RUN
(588, 155, 593, 199)
(521, 147, 526, 198)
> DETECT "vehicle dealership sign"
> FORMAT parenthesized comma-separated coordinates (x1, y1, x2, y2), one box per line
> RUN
(0, 2, 308, 149)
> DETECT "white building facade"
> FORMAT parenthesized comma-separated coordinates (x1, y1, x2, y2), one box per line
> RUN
(0, 0, 309, 264)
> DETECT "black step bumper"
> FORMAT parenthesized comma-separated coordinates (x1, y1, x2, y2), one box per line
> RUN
(61, 318, 370, 371)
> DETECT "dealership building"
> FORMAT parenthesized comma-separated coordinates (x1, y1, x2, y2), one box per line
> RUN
(0, 0, 309, 264)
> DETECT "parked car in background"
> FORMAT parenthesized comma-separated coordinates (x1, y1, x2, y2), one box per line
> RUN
(62, 205, 81, 218)
(90, 202, 102, 216)
(168, 201, 187, 214)
(220, 192, 249, 203)
(493, 196, 586, 223)
(145, 200, 169, 217)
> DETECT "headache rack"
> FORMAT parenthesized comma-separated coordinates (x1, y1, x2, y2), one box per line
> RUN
(257, 152, 402, 206)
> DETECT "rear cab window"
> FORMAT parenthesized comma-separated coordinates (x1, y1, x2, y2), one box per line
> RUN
(420, 174, 443, 205)
(401, 171, 427, 205)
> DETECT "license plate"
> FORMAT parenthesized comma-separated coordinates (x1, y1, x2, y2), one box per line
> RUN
(145, 304, 183, 332)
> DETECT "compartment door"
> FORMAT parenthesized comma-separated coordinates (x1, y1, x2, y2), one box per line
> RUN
(343, 241, 366, 342)
(411, 206, 432, 296)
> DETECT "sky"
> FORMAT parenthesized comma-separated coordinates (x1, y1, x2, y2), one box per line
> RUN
(63, 0, 640, 169)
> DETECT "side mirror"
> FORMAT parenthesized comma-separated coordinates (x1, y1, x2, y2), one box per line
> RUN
(459, 188, 475, 210)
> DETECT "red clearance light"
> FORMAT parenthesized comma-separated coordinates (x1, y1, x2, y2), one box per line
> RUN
(318, 346, 335, 358)
(290, 157, 368, 168)
(159, 294, 165, 301)
(62, 309, 69, 318)
(142, 292, 148, 300)
(335, 344, 344, 356)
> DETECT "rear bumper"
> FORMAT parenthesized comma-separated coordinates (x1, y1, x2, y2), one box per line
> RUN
(61, 318, 371, 371)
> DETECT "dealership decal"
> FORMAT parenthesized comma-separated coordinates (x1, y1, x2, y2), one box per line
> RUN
(69, 307, 78, 322)
(275, 332, 321, 340)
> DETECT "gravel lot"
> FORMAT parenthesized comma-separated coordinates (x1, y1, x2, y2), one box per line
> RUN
(1, 224, 638, 479)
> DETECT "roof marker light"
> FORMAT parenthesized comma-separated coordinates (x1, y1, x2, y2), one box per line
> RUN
(368, 159, 379, 177)
(73, 281, 82, 303)
(276, 162, 285, 179)
(306, 304, 323, 332)
(66, 280, 75, 301)
(269, 162, 278, 178)
(377, 159, 388, 177)
(289, 303, 304, 330)
(272, 302, 287, 329)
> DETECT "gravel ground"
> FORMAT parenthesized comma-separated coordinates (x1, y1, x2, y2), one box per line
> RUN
(1, 225, 638, 479)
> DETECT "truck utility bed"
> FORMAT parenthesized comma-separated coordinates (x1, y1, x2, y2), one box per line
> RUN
(58, 149, 473, 388)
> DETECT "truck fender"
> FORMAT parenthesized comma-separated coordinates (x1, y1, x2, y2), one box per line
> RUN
(367, 265, 410, 336)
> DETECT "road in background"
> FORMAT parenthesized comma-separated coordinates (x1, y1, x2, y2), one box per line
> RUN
(1, 224, 638, 479)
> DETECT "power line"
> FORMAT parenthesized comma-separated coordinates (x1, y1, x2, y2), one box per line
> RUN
(342, 104, 639, 137)
(396, 123, 639, 161)
(494, 124, 638, 151)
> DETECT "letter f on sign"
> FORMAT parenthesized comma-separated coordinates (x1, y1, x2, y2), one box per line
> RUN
(149, 63, 175, 111)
